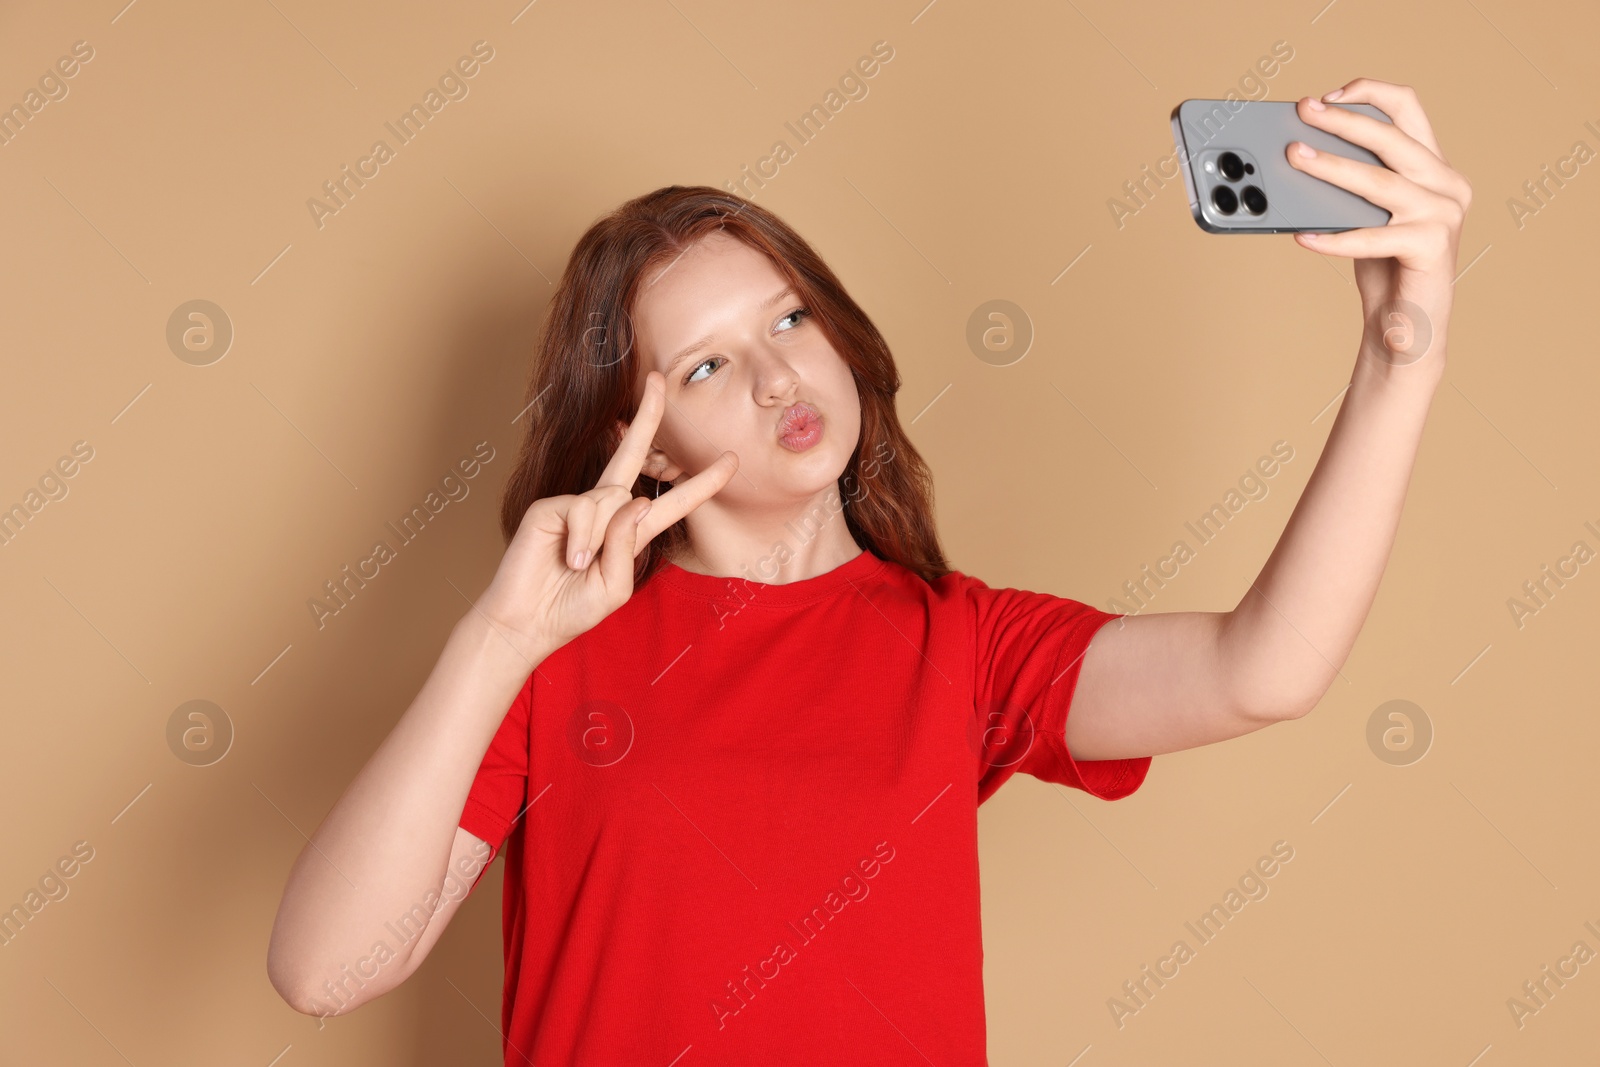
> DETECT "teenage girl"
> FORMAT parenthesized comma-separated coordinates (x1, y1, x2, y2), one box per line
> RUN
(267, 78, 1470, 1064)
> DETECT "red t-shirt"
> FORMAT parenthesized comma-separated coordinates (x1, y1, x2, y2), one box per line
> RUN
(458, 547, 1152, 1065)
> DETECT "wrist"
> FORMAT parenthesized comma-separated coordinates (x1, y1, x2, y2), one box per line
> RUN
(1355, 295, 1448, 385)
(1354, 329, 1447, 391)
(453, 606, 551, 677)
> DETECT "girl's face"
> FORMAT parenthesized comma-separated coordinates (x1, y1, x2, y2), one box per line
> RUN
(623, 231, 862, 509)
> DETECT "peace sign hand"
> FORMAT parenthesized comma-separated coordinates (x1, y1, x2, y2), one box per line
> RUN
(476, 370, 740, 657)
(1285, 78, 1473, 370)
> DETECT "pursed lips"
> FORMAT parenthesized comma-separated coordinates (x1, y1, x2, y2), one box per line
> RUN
(777, 401, 821, 437)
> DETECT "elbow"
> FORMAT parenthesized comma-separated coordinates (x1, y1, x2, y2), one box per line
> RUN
(1220, 614, 1341, 725)
(267, 942, 409, 1018)
(278, 987, 333, 1019)
(1232, 676, 1324, 726)
(267, 967, 317, 1017)
(1263, 695, 1317, 723)
(267, 921, 319, 1015)
(1273, 687, 1327, 723)
(1279, 673, 1337, 722)
(267, 950, 330, 1018)
(267, 941, 357, 1019)
(268, 961, 371, 1019)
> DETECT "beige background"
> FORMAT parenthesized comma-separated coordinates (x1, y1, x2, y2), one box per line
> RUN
(2, 0, 1595, 1062)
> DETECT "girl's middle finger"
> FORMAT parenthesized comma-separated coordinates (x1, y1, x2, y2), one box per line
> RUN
(1295, 98, 1465, 204)
(1286, 139, 1456, 222)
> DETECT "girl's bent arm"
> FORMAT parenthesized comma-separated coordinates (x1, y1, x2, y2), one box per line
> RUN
(266, 608, 547, 1015)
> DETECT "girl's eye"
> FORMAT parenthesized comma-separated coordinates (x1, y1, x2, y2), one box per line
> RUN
(682, 307, 811, 385)
(684, 356, 721, 385)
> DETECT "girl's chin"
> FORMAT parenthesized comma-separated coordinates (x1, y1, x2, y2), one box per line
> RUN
(720, 456, 851, 503)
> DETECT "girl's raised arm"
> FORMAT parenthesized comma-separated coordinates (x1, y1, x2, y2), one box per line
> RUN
(1067, 79, 1471, 762)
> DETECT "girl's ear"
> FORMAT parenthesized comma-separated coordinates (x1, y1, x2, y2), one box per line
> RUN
(612, 418, 685, 483)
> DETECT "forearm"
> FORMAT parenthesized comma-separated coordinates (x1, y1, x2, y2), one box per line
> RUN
(267, 609, 545, 1002)
(1223, 345, 1445, 719)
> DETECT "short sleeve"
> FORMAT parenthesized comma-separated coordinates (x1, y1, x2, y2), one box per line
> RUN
(458, 671, 534, 890)
(964, 577, 1153, 804)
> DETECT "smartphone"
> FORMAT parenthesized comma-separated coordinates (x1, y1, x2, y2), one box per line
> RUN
(1170, 98, 1394, 234)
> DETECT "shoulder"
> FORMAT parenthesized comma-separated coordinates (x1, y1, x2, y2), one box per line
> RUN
(931, 566, 1111, 635)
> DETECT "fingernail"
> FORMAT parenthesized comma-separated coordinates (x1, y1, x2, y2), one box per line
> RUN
(574, 550, 589, 568)
(1296, 142, 1316, 159)
(635, 501, 652, 524)
(1305, 95, 1326, 112)
(1323, 88, 1344, 101)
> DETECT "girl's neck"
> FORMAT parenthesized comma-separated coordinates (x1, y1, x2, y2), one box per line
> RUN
(665, 533, 864, 585)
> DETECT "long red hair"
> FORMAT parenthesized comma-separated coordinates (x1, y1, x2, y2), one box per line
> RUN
(497, 185, 950, 587)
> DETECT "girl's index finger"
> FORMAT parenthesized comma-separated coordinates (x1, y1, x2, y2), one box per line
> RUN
(1319, 79, 1444, 162)
(596, 371, 666, 490)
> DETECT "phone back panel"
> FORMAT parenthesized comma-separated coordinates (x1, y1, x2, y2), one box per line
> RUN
(1170, 98, 1393, 233)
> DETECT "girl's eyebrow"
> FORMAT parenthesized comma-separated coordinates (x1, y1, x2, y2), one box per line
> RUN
(662, 286, 798, 376)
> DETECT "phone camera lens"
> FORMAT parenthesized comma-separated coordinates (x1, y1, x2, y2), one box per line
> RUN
(1240, 186, 1268, 215)
(1211, 185, 1239, 215)
(1217, 152, 1245, 182)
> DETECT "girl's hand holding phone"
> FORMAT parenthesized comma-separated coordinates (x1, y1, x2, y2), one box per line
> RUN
(1286, 78, 1472, 371)
(475, 370, 739, 656)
